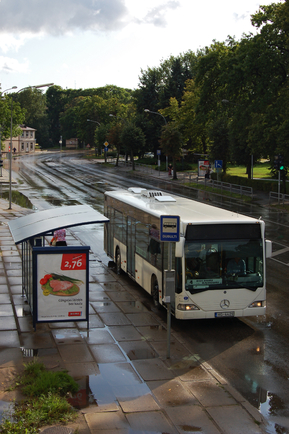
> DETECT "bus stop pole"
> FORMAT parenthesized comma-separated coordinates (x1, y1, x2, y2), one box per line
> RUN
(167, 301, 171, 359)
(167, 242, 172, 359)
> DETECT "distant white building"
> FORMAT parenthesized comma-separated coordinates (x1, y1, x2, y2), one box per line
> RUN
(3, 125, 36, 154)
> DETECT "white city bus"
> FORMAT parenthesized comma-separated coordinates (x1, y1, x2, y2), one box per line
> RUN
(104, 187, 272, 320)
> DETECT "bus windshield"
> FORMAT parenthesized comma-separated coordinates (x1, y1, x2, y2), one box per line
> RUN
(184, 239, 263, 293)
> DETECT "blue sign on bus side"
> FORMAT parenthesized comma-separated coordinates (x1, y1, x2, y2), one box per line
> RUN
(160, 216, 180, 242)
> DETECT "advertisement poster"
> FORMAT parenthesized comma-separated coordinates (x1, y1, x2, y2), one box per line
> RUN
(198, 160, 210, 177)
(36, 250, 88, 322)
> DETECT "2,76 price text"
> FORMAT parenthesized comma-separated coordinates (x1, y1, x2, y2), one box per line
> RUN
(61, 254, 86, 270)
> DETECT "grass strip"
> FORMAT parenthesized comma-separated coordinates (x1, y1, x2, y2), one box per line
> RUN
(1, 360, 79, 434)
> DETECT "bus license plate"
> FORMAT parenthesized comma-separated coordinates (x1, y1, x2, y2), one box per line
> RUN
(215, 311, 234, 318)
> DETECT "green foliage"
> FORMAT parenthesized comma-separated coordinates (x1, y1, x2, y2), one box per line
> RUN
(0, 418, 39, 433)
(120, 123, 146, 168)
(0, 361, 78, 433)
(15, 88, 50, 147)
(20, 361, 78, 398)
(159, 123, 183, 159)
(1, 393, 76, 433)
(0, 94, 25, 144)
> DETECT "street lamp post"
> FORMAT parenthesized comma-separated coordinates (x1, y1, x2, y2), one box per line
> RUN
(1, 86, 18, 95)
(144, 109, 167, 125)
(87, 119, 100, 126)
(9, 83, 54, 209)
(144, 109, 168, 171)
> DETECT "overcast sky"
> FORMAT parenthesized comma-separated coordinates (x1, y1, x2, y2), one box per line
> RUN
(0, 0, 276, 92)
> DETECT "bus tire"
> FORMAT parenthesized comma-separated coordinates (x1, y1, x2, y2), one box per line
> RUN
(116, 247, 121, 275)
(152, 276, 160, 308)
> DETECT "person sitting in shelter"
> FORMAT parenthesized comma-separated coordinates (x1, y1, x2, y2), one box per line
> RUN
(226, 257, 246, 275)
(50, 228, 67, 246)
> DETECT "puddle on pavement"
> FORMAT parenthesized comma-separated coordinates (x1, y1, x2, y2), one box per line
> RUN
(52, 329, 83, 344)
(259, 391, 289, 434)
(69, 363, 146, 410)
(243, 377, 289, 434)
(1, 191, 35, 209)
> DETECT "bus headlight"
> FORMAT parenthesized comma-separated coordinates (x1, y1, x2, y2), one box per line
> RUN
(177, 303, 200, 311)
(248, 301, 264, 308)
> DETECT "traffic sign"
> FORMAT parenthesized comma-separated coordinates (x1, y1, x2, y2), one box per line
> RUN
(215, 160, 223, 169)
(160, 216, 180, 242)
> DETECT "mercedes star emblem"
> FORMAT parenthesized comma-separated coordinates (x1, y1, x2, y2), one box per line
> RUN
(220, 299, 230, 309)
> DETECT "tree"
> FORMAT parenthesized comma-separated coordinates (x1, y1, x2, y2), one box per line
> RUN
(106, 123, 123, 166)
(159, 123, 183, 179)
(15, 88, 50, 148)
(208, 116, 230, 173)
(161, 56, 192, 107)
(46, 86, 66, 148)
(94, 124, 110, 157)
(120, 124, 145, 170)
(0, 95, 25, 146)
(161, 79, 205, 158)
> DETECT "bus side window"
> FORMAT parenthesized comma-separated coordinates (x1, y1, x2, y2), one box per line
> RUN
(148, 238, 161, 266)
(136, 222, 149, 258)
(175, 257, 182, 293)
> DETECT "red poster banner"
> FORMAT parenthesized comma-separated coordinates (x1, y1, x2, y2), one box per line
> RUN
(61, 253, 86, 270)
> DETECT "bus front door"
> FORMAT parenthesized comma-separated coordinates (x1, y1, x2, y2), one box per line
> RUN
(127, 217, 136, 277)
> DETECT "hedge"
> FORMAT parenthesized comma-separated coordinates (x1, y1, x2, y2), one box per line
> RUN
(211, 173, 287, 194)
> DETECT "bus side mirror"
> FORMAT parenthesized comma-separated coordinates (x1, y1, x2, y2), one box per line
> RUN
(175, 237, 185, 257)
(265, 240, 272, 258)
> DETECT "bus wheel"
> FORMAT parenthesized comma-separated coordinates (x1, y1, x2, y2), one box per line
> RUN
(152, 277, 160, 308)
(116, 248, 121, 275)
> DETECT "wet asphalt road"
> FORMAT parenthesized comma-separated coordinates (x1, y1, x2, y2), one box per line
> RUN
(5, 152, 289, 433)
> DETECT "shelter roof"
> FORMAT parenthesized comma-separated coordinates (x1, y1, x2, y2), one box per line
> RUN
(8, 205, 109, 244)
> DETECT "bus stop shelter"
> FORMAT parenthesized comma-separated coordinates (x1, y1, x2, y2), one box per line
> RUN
(8, 205, 109, 329)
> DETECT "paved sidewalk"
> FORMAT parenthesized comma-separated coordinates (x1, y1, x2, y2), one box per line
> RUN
(0, 166, 270, 433)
